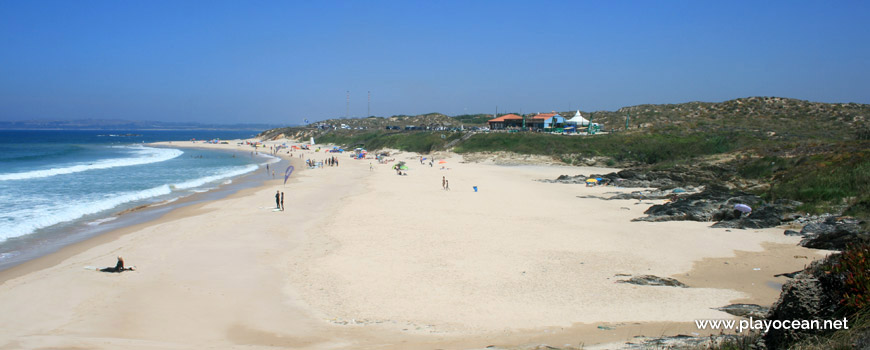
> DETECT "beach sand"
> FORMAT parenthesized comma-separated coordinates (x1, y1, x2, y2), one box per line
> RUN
(0, 139, 828, 349)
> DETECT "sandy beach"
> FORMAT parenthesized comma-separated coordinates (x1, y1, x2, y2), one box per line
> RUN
(0, 139, 828, 350)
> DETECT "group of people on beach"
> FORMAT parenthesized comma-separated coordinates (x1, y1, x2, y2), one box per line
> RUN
(305, 156, 340, 169)
(442, 176, 450, 190)
(275, 190, 285, 211)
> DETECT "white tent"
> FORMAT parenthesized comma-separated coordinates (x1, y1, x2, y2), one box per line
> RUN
(567, 110, 590, 126)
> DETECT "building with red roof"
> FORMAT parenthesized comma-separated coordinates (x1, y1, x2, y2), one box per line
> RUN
(527, 112, 566, 129)
(487, 114, 524, 130)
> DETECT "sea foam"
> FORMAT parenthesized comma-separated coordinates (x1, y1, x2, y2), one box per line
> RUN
(0, 146, 183, 181)
(172, 164, 258, 190)
(0, 184, 173, 241)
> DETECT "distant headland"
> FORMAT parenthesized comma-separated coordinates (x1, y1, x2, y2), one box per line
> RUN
(0, 119, 281, 131)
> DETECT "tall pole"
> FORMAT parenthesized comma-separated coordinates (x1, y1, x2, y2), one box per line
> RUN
(367, 91, 371, 117)
(625, 109, 630, 131)
(346, 91, 349, 118)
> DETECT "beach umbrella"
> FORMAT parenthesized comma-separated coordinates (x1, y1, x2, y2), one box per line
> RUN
(586, 178, 597, 183)
(438, 160, 447, 164)
(734, 204, 752, 213)
(283, 165, 294, 185)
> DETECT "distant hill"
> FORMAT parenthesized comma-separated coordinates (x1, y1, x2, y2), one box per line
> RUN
(584, 96, 869, 140)
(0, 119, 282, 130)
(262, 97, 869, 141)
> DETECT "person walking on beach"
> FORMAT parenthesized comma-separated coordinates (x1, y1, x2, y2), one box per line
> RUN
(280, 192, 285, 211)
(442, 176, 446, 190)
(275, 190, 281, 209)
(445, 179, 450, 191)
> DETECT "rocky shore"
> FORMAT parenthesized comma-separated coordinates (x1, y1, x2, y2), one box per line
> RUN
(542, 166, 870, 349)
(548, 166, 868, 250)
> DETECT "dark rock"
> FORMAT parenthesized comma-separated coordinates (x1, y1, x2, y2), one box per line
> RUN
(711, 204, 787, 229)
(634, 187, 761, 223)
(543, 166, 727, 190)
(774, 270, 802, 278)
(634, 186, 802, 229)
(539, 174, 588, 184)
(716, 303, 770, 318)
(618, 275, 688, 288)
(801, 222, 839, 236)
(799, 217, 869, 250)
(608, 190, 674, 200)
(784, 229, 803, 236)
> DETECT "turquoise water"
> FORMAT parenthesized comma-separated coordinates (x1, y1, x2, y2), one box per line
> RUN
(0, 130, 273, 265)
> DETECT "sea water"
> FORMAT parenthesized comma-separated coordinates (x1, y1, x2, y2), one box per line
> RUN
(0, 130, 273, 267)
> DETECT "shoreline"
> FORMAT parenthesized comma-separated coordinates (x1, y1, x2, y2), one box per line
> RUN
(0, 140, 277, 273)
(0, 140, 829, 349)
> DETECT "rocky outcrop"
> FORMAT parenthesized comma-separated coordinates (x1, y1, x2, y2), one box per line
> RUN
(784, 229, 803, 236)
(633, 187, 759, 222)
(763, 256, 846, 349)
(716, 304, 770, 318)
(631, 187, 802, 229)
(617, 275, 688, 288)
(605, 188, 699, 200)
(798, 216, 868, 250)
(545, 166, 731, 190)
(710, 200, 801, 229)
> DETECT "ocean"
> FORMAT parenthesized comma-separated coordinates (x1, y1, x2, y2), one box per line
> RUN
(0, 129, 274, 269)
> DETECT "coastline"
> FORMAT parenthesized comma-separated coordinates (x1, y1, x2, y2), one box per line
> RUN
(0, 140, 277, 273)
(0, 139, 829, 349)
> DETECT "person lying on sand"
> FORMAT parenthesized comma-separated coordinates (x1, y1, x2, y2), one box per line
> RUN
(98, 256, 135, 273)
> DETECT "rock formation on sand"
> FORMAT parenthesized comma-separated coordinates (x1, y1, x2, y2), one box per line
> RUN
(796, 216, 869, 250)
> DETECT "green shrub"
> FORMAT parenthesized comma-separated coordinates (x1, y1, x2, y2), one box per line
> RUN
(832, 243, 870, 314)
(455, 131, 740, 165)
(765, 151, 870, 214)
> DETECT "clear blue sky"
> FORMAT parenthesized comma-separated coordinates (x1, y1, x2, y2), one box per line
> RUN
(1, 1, 868, 124)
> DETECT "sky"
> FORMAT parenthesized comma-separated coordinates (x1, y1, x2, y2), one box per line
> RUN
(0, 1, 868, 125)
